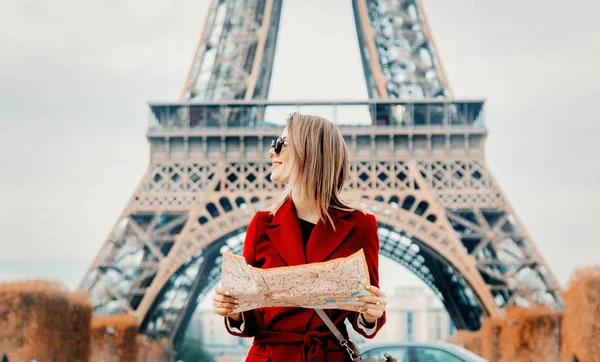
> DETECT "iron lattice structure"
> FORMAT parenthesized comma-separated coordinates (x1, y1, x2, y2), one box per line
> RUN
(80, 0, 562, 347)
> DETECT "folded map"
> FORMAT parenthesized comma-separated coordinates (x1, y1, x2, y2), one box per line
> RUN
(221, 249, 372, 313)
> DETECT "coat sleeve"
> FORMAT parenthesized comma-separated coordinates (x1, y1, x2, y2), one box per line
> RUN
(224, 212, 261, 338)
(350, 213, 386, 338)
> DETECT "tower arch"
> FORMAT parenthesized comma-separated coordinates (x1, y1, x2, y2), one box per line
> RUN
(136, 194, 499, 342)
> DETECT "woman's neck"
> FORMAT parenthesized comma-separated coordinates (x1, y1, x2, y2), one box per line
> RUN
(291, 188, 319, 223)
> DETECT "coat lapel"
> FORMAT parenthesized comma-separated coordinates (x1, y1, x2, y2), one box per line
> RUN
(265, 198, 307, 266)
(265, 198, 356, 266)
(305, 207, 355, 263)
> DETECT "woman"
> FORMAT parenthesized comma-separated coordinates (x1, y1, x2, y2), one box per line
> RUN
(213, 113, 387, 362)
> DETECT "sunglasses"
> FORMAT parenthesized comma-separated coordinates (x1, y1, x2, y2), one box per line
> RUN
(269, 137, 286, 155)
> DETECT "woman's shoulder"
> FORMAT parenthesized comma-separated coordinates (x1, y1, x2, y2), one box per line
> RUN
(244, 211, 273, 238)
(348, 207, 377, 224)
(251, 210, 274, 224)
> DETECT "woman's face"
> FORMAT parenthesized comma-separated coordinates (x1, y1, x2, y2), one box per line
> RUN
(269, 126, 291, 183)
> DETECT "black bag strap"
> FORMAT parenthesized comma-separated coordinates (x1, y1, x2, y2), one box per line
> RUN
(314, 309, 396, 362)
(314, 309, 362, 361)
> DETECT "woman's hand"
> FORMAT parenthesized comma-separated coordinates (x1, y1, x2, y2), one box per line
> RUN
(213, 285, 241, 322)
(357, 285, 387, 324)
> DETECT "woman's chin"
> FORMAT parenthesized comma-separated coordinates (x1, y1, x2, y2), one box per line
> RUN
(269, 173, 287, 184)
(270, 172, 280, 183)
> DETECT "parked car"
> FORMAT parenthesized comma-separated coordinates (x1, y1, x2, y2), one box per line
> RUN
(358, 342, 488, 362)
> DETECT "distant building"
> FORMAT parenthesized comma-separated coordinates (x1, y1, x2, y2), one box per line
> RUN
(348, 286, 454, 345)
(187, 310, 252, 361)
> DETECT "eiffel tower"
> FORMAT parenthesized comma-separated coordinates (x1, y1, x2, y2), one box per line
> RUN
(80, 0, 562, 347)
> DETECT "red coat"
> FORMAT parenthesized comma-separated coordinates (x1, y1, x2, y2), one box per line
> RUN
(225, 198, 386, 362)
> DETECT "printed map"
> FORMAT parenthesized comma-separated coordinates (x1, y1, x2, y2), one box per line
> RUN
(221, 249, 372, 313)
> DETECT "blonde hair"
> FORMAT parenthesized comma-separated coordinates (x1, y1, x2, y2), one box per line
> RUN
(269, 112, 362, 229)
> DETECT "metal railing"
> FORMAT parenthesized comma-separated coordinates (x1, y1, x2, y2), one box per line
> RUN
(147, 99, 485, 132)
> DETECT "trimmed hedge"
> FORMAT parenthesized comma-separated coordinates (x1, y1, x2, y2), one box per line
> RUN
(0, 280, 92, 361)
(91, 314, 139, 362)
(480, 317, 503, 362)
(500, 306, 560, 362)
(136, 335, 174, 362)
(561, 267, 600, 362)
(71, 290, 93, 361)
(452, 266, 600, 362)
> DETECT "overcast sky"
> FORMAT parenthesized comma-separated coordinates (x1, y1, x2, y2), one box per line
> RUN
(0, 0, 598, 297)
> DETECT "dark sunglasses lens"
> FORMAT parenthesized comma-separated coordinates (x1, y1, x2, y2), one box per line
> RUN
(271, 137, 284, 154)
(276, 138, 283, 153)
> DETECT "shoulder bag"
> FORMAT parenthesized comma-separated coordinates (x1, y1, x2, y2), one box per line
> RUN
(314, 309, 396, 362)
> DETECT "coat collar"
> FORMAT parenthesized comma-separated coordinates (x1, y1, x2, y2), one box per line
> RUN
(265, 198, 355, 265)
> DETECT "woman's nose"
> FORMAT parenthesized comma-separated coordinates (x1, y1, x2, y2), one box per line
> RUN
(268, 146, 275, 158)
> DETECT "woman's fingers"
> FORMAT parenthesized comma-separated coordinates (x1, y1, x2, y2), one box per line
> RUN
(215, 284, 235, 297)
(212, 294, 239, 317)
(363, 308, 384, 319)
(357, 295, 387, 306)
(358, 287, 387, 312)
(338, 304, 362, 312)
(212, 284, 239, 318)
(357, 286, 387, 324)
(213, 285, 238, 305)
(214, 307, 237, 317)
(366, 285, 385, 297)
(213, 293, 238, 304)
(213, 301, 238, 309)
